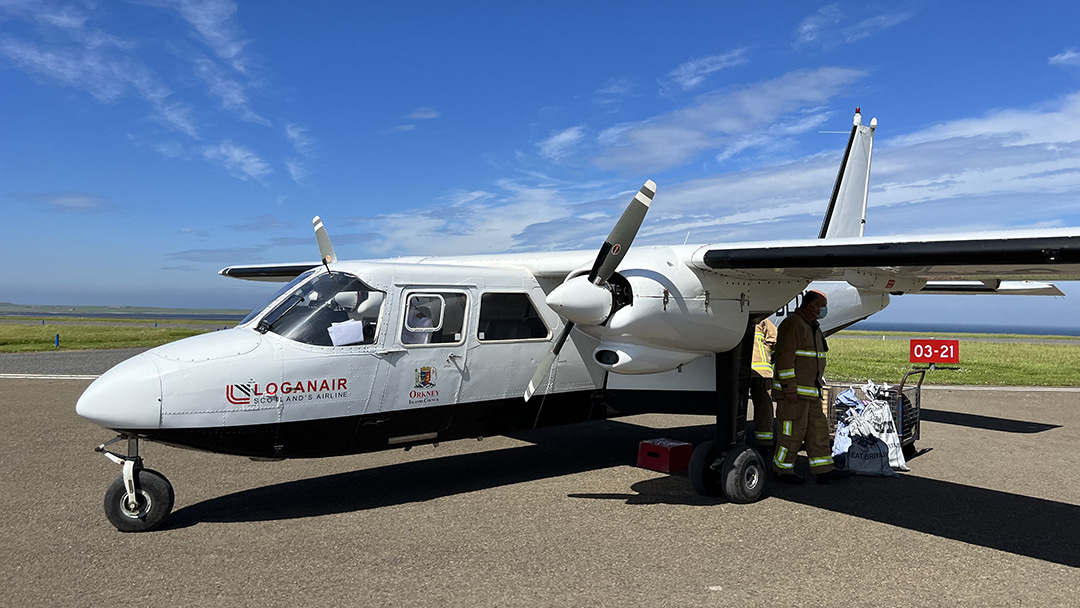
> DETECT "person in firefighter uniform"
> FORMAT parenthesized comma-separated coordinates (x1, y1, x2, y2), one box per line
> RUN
(750, 318, 777, 454)
(771, 290, 846, 484)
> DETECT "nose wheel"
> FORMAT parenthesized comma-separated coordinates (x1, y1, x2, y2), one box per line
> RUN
(96, 436, 174, 532)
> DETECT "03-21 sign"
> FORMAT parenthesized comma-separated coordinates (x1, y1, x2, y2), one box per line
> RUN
(909, 339, 959, 364)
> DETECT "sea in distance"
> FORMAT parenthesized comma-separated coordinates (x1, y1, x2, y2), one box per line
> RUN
(849, 321, 1080, 337)
(5, 307, 1080, 337)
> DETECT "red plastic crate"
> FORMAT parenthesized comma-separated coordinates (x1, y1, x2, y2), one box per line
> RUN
(636, 438, 692, 473)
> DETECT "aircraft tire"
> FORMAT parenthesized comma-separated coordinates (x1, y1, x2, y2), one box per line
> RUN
(719, 445, 767, 504)
(104, 469, 175, 533)
(689, 441, 722, 497)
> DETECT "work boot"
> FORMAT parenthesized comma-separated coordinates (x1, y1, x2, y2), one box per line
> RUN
(772, 471, 806, 485)
(815, 469, 850, 484)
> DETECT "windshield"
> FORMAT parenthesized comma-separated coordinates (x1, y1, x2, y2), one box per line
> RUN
(255, 270, 385, 347)
(239, 269, 319, 326)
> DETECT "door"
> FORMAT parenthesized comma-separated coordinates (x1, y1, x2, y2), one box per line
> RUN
(378, 288, 470, 437)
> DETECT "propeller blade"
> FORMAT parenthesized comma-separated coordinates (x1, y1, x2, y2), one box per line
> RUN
(526, 179, 655, 401)
(587, 180, 655, 283)
(313, 216, 337, 264)
(524, 321, 575, 401)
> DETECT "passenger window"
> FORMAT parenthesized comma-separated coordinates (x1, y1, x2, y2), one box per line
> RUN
(478, 293, 550, 342)
(402, 292, 467, 345)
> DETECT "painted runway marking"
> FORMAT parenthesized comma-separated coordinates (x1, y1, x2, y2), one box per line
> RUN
(0, 373, 100, 380)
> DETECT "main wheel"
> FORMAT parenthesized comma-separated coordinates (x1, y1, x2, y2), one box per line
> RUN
(104, 469, 175, 532)
(689, 440, 722, 496)
(719, 445, 767, 504)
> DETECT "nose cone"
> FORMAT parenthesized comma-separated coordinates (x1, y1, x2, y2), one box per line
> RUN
(77, 353, 162, 430)
(546, 276, 613, 326)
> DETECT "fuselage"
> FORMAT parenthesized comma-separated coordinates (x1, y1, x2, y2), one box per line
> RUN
(75, 255, 889, 459)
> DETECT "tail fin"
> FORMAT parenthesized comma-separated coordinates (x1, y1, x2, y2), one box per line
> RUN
(818, 108, 877, 239)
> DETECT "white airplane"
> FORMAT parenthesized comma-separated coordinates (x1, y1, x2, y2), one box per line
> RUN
(77, 110, 1080, 531)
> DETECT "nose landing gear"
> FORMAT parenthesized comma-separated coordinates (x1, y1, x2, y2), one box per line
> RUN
(96, 436, 174, 532)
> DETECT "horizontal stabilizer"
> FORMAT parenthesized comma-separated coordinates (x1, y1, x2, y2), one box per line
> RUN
(219, 263, 320, 282)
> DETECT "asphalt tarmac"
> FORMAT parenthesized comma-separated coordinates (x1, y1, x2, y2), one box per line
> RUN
(2, 351, 1079, 607)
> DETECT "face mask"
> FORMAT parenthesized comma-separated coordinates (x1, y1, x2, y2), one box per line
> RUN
(816, 306, 828, 320)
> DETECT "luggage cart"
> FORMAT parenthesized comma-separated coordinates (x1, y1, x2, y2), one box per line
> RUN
(823, 369, 925, 459)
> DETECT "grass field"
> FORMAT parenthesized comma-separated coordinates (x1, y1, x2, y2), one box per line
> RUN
(826, 337, 1080, 386)
(2, 317, 1079, 386)
(0, 318, 219, 352)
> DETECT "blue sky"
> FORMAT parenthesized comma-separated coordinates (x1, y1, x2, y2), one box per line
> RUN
(2, 1, 1079, 328)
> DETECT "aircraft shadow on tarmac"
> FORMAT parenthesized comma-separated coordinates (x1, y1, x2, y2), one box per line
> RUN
(166, 419, 716, 528)
(919, 408, 1062, 433)
(168, 419, 1080, 568)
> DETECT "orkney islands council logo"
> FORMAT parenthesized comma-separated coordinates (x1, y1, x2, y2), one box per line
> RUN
(414, 366, 437, 389)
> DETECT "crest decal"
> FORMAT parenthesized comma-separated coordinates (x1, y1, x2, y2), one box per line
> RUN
(414, 366, 438, 389)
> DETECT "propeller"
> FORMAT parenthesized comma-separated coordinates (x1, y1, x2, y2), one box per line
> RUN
(314, 216, 337, 266)
(524, 180, 655, 401)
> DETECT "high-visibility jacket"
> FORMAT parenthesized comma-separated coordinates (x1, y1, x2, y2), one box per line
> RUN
(751, 318, 777, 378)
(772, 310, 827, 400)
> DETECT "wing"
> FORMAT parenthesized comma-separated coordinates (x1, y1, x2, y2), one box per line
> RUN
(689, 229, 1080, 288)
(219, 263, 320, 282)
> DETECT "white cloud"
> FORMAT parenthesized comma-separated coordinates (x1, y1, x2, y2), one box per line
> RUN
(1050, 49, 1080, 67)
(350, 90, 1080, 257)
(593, 67, 865, 172)
(795, 5, 911, 48)
(407, 107, 441, 120)
(16, 192, 109, 213)
(795, 4, 842, 46)
(193, 57, 267, 124)
(284, 159, 309, 182)
(164, 0, 251, 73)
(285, 124, 313, 152)
(347, 181, 575, 257)
(284, 123, 315, 183)
(594, 77, 636, 105)
(202, 140, 271, 181)
(538, 125, 586, 162)
(228, 214, 291, 232)
(0, 14, 200, 139)
(666, 49, 748, 91)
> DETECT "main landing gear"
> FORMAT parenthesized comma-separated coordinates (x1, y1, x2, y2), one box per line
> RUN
(96, 436, 174, 532)
(688, 321, 768, 503)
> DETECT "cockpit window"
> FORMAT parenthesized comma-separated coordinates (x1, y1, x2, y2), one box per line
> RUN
(239, 268, 319, 326)
(256, 270, 385, 347)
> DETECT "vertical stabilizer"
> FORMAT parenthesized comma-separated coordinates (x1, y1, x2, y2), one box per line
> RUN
(818, 108, 877, 239)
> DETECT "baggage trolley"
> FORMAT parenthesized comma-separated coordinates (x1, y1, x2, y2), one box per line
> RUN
(823, 369, 925, 459)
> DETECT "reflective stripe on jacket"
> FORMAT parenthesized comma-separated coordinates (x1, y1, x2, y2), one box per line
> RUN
(771, 310, 827, 400)
(751, 318, 777, 378)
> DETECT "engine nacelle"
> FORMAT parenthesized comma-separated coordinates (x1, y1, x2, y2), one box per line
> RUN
(592, 342, 704, 375)
(572, 247, 749, 363)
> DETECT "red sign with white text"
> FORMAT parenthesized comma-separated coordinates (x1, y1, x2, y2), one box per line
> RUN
(909, 339, 960, 364)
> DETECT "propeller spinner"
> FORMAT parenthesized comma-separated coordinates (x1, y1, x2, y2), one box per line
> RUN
(524, 180, 656, 401)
